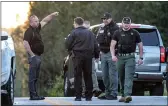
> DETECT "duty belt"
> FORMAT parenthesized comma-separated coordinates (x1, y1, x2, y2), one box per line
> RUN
(118, 52, 135, 56)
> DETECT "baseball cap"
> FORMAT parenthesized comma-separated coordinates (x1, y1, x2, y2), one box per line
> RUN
(122, 17, 131, 24)
(101, 12, 112, 19)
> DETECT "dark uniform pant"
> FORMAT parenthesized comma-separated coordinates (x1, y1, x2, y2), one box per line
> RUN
(28, 55, 41, 97)
(73, 56, 93, 99)
(82, 58, 101, 94)
(116, 55, 135, 97)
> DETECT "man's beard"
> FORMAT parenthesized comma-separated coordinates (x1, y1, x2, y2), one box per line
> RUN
(123, 27, 130, 31)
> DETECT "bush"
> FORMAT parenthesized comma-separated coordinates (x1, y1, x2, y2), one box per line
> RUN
(46, 75, 64, 97)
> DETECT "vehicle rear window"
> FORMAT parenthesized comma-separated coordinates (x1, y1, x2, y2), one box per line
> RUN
(134, 28, 159, 46)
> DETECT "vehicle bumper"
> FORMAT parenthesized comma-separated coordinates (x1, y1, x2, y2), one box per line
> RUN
(96, 71, 165, 81)
(1, 90, 7, 94)
(133, 72, 164, 81)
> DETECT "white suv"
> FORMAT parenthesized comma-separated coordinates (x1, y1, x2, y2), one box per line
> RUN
(1, 31, 16, 105)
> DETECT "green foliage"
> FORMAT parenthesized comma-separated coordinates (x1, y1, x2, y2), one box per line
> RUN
(46, 76, 64, 97)
(11, 1, 168, 96)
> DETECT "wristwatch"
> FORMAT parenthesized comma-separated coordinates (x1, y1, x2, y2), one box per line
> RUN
(140, 57, 143, 60)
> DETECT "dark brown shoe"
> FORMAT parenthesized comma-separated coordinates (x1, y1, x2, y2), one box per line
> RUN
(93, 90, 102, 97)
(119, 97, 125, 102)
(124, 96, 132, 103)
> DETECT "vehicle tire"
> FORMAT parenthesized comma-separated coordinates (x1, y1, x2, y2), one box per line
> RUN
(64, 72, 74, 97)
(2, 71, 14, 106)
(166, 72, 168, 92)
(150, 82, 164, 96)
(8, 71, 14, 106)
(98, 80, 105, 92)
(118, 83, 120, 92)
(132, 83, 144, 96)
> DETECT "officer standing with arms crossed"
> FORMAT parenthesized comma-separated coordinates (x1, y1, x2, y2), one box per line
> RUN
(110, 17, 143, 103)
(97, 12, 119, 100)
(65, 17, 99, 101)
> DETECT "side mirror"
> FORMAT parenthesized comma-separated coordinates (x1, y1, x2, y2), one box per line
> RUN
(1, 36, 8, 41)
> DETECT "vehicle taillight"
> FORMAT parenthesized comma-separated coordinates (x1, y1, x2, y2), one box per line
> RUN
(160, 46, 166, 63)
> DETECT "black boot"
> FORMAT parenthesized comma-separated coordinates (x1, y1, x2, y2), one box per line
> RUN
(30, 93, 45, 100)
(74, 97, 82, 101)
(86, 98, 92, 101)
(30, 95, 45, 100)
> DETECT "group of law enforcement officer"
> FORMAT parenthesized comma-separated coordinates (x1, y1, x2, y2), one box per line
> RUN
(65, 12, 143, 102)
(24, 11, 144, 103)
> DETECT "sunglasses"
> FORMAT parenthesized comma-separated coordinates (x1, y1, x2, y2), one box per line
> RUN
(102, 18, 109, 20)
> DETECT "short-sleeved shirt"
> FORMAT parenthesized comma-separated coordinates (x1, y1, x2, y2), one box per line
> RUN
(23, 24, 44, 55)
(113, 28, 141, 53)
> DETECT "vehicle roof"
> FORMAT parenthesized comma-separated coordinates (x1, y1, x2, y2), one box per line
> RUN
(90, 23, 156, 29)
(1, 31, 12, 38)
(117, 23, 156, 29)
(1, 31, 9, 36)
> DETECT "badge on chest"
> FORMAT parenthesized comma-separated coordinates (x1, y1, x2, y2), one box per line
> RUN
(121, 33, 125, 37)
(99, 30, 104, 33)
(107, 32, 111, 36)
